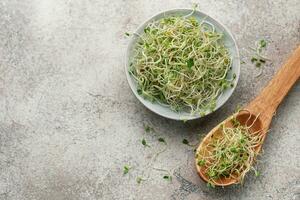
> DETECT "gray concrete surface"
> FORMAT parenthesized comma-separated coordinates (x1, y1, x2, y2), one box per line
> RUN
(0, 0, 299, 199)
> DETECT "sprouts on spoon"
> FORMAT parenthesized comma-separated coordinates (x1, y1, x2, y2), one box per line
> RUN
(196, 110, 264, 186)
(129, 14, 233, 114)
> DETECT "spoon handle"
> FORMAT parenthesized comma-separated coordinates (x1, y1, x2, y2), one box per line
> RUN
(245, 45, 300, 128)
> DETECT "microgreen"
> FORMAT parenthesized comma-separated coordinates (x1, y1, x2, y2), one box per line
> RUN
(142, 139, 150, 147)
(123, 165, 131, 175)
(144, 124, 154, 133)
(233, 73, 236, 79)
(197, 159, 205, 166)
(130, 15, 232, 114)
(196, 112, 264, 185)
(207, 182, 215, 188)
(136, 176, 145, 184)
(259, 39, 267, 49)
(125, 32, 130, 36)
(158, 137, 166, 144)
(250, 38, 269, 76)
(255, 170, 261, 177)
(182, 139, 189, 145)
(255, 62, 262, 68)
(251, 57, 257, 63)
(186, 58, 194, 69)
(163, 175, 172, 181)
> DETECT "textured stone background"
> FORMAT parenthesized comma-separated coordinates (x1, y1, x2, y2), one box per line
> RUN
(0, 0, 299, 200)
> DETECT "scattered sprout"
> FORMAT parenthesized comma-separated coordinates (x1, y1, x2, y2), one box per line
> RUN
(136, 176, 145, 184)
(255, 170, 261, 177)
(255, 62, 262, 68)
(142, 139, 150, 147)
(250, 38, 270, 76)
(123, 165, 131, 175)
(163, 175, 172, 181)
(207, 182, 215, 188)
(144, 124, 154, 133)
(251, 57, 258, 63)
(182, 139, 189, 145)
(125, 32, 130, 36)
(259, 39, 267, 49)
(158, 138, 166, 144)
(233, 73, 236, 79)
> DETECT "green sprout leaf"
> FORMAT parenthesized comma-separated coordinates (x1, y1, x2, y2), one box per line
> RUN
(144, 124, 153, 133)
(197, 159, 206, 166)
(163, 175, 172, 181)
(136, 176, 145, 184)
(123, 165, 131, 175)
(259, 39, 267, 48)
(233, 73, 236, 79)
(158, 137, 166, 144)
(207, 182, 215, 188)
(255, 170, 261, 177)
(259, 59, 266, 63)
(255, 62, 262, 68)
(142, 139, 150, 147)
(186, 58, 194, 69)
(182, 139, 189, 145)
(251, 57, 258, 63)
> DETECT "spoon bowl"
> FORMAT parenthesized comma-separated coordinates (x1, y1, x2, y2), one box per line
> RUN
(196, 111, 265, 186)
(195, 46, 300, 186)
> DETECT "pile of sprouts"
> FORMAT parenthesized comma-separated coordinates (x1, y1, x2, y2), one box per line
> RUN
(129, 13, 233, 114)
(196, 111, 264, 186)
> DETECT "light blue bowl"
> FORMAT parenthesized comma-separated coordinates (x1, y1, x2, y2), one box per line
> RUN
(125, 8, 240, 121)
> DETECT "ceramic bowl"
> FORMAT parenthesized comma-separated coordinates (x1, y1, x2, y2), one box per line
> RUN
(125, 8, 240, 120)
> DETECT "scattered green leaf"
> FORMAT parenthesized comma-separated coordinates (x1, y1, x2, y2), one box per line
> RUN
(136, 176, 145, 184)
(123, 165, 131, 175)
(255, 62, 262, 68)
(207, 182, 215, 188)
(182, 139, 189, 145)
(144, 124, 154, 133)
(251, 57, 257, 63)
(142, 139, 150, 147)
(259, 39, 267, 48)
(163, 175, 172, 181)
(158, 137, 166, 144)
(259, 59, 266, 63)
(233, 73, 236, 79)
(255, 170, 261, 177)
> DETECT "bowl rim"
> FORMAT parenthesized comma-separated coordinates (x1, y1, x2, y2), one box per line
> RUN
(125, 8, 240, 121)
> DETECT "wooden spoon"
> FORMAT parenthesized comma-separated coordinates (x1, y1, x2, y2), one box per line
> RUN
(195, 46, 300, 186)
